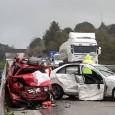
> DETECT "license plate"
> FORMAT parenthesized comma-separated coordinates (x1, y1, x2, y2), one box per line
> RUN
(28, 88, 41, 94)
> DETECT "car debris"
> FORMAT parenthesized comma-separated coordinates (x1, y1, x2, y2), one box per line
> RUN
(5, 56, 54, 109)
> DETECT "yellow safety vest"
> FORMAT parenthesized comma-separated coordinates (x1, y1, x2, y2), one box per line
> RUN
(82, 67, 92, 74)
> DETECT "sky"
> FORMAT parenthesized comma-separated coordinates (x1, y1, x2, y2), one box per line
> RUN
(0, 0, 115, 49)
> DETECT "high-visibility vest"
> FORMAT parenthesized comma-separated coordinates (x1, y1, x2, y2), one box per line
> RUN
(83, 60, 94, 64)
(82, 67, 92, 74)
(82, 54, 94, 64)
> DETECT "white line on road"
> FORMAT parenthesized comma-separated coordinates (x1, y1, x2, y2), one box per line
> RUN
(33, 110, 42, 115)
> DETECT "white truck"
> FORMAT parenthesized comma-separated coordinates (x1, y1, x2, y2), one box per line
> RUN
(59, 32, 101, 64)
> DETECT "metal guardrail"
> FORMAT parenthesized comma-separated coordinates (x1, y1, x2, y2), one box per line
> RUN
(0, 62, 7, 115)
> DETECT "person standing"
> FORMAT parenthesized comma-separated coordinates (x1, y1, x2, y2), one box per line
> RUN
(82, 54, 94, 64)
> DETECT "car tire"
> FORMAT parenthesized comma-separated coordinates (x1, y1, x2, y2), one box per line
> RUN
(68, 95, 76, 99)
(52, 84, 64, 100)
(112, 88, 115, 100)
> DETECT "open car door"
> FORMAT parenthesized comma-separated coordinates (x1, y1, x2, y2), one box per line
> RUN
(78, 65, 104, 100)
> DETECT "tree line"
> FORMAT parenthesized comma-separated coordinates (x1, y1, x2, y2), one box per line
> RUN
(1, 21, 115, 64)
(27, 21, 115, 64)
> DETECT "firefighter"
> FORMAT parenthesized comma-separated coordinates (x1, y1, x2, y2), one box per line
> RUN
(82, 54, 94, 64)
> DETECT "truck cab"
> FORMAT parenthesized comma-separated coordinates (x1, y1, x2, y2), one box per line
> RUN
(59, 32, 101, 64)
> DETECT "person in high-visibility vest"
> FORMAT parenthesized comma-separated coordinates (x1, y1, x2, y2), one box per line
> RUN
(82, 54, 94, 64)
(82, 66, 92, 75)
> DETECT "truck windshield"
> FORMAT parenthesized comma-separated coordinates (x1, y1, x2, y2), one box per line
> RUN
(73, 46, 96, 53)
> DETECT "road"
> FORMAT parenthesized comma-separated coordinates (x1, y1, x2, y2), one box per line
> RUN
(11, 96, 115, 115)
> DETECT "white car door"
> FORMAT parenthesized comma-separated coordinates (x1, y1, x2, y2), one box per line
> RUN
(78, 65, 104, 100)
(56, 65, 80, 93)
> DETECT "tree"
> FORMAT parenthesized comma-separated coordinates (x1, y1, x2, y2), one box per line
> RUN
(96, 30, 115, 64)
(53, 31, 68, 51)
(43, 21, 60, 54)
(98, 22, 108, 31)
(28, 38, 44, 57)
(62, 27, 73, 35)
(74, 21, 95, 32)
(108, 24, 115, 37)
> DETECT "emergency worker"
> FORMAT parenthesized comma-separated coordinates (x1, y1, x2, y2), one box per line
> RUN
(82, 66, 93, 84)
(82, 66, 92, 75)
(82, 54, 94, 64)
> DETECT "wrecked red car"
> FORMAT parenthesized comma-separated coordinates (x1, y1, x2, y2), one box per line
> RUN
(5, 57, 54, 108)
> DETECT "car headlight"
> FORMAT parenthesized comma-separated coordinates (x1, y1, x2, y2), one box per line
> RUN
(44, 87, 49, 91)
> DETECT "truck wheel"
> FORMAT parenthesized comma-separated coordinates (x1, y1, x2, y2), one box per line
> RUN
(52, 84, 64, 100)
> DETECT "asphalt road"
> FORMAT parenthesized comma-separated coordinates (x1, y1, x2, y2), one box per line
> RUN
(11, 96, 115, 115)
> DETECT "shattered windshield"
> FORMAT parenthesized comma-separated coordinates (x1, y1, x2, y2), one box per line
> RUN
(95, 65, 115, 77)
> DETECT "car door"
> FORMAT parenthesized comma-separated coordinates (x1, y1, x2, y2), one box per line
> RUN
(56, 65, 80, 93)
(78, 65, 104, 100)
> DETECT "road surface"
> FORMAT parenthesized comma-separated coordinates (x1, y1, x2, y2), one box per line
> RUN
(11, 96, 115, 115)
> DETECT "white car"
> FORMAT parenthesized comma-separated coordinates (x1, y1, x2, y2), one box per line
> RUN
(50, 63, 115, 100)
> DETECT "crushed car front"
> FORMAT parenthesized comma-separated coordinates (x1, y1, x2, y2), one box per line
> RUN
(6, 61, 53, 108)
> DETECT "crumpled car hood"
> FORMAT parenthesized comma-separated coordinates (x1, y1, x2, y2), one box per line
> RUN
(16, 70, 51, 87)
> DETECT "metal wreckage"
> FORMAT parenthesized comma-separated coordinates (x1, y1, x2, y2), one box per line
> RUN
(5, 56, 54, 109)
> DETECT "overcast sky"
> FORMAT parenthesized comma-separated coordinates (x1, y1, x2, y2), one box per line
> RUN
(0, 0, 115, 49)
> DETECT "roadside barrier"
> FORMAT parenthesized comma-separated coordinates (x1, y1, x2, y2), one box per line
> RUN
(0, 62, 7, 115)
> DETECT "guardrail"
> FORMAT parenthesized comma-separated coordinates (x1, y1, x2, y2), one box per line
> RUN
(0, 62, 7, 115)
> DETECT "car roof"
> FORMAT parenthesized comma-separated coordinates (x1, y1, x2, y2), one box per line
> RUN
(13, 57, 49, 69)
(61, 63, 98, 66)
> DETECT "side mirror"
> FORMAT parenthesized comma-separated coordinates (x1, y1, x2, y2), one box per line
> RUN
(97, 47, 101, 55)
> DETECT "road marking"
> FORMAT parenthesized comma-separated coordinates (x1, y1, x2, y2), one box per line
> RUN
(33, 110, 42, 115)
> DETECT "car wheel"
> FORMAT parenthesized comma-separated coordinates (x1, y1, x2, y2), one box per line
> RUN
(52, 84, 64, 99)
(68, 95, 76, 99)
(112, 88, 115, 100)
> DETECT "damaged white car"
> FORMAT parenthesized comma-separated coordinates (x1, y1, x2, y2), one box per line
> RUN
(50, 63, 115, 100)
